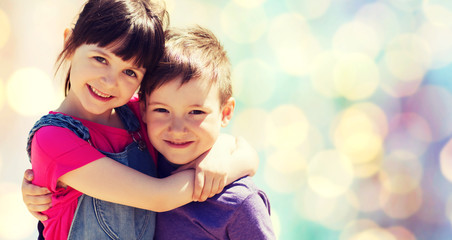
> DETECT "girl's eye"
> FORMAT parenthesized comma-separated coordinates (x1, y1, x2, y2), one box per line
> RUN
(153, 108, 169, 113)
(124, 69, 137, 77)
(189, 110, 206, 115)
(94, 56, 107, 64)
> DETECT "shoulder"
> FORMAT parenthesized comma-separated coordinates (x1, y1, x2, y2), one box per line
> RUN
(32, 126, 91, 157)
(216, 177, 267, 206)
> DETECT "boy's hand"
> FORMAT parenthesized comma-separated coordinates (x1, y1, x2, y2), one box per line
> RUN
(22, 169, 52, 221)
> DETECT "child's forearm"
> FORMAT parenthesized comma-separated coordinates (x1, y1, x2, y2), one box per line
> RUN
(59, 157, 195, 212)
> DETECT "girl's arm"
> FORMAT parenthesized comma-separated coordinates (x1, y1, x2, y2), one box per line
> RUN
(59, 157, 195, 212)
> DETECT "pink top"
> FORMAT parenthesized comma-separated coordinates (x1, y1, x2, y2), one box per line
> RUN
(30, 97, 155, 240)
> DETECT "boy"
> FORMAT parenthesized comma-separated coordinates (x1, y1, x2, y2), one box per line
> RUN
(139, 25, 275, 239)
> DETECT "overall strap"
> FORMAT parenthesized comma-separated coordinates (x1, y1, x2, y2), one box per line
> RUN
(115, 104, 141, 132)
(26, 113, 90, 160)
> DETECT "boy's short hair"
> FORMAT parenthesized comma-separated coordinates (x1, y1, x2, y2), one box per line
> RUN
(139, 25, 232, 106)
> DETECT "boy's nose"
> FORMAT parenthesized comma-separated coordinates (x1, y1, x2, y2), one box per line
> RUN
(169, 117, 186, 133)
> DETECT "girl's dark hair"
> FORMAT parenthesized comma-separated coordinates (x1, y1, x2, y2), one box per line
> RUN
(57, 0, 168, 96)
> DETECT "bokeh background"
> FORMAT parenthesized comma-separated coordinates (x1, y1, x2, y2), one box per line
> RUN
(1, 0, 452, 239)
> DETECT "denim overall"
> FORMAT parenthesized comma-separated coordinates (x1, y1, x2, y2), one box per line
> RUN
(27, 105, 157, 240)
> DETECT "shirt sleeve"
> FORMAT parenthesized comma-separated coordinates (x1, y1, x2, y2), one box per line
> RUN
(226, 191, 276, 240)
(31, 126, 106, 192)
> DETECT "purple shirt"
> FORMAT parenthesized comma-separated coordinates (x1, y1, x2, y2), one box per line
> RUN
(155, 176, 275, 239)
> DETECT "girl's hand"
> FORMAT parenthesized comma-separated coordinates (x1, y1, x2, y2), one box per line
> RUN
(21, 169, 52, 221)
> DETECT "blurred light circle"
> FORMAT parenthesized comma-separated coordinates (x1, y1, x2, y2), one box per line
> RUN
(310, 51, 340, 98)
(268, 13, 322, 76)
(284, 0, 331, 19)
(440, 138, 452, 183)
(378, 60, 423, 98)
(266, 105, 310, 150)
(386, 226, 417, 240)
(349, 227, 397, 240)
(339, 219, 380, 240)
(384, 34, 431, 82)
(350, 178, 382, 212)
(0, 8, 10, 49)
(264, 150, 306, 193)
(423, 3, 452, 27)
(418, 22, 452, 69)
(6, 68, 57, 116)
(405, 85, 452, 141)
(385, 113, 432, 156)
(233, 0, 266, 8)
(355, 2, 401, 46)
(379, 150, 422, 194)
(0, 184, 37, 239)
(379, 187, 422, 219)
(332, 21, 381, 58)
(269, 210, 281, 240)
(0, 78, 5, 111)
(333, 53, 380, 100)
(307, 150, 354, 198)
(221, 1, 267, 43)
(294, 186, 358, 230)
(232, 59, 276, 106)
(385, 0, 423, 12)
(332, 104, 385, 165)
(231, 108, 269, 150)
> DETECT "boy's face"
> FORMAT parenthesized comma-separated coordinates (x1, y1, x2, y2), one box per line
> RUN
(142, 75, 234, 165)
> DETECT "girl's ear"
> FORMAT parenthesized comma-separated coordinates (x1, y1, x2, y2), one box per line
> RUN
(63, 28, 73, 48)
(221, 97, 235, 127)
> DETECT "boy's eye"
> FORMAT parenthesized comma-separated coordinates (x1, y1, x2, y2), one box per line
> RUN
(153, 108, 169, 113)
(94, 56, 107, 64)
(189, 110, 206, 115)
(124, 69, 137, 77)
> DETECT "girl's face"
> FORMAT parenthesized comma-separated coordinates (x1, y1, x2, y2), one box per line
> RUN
(66, 43, 145, 119)
(142, 75, 235, 165)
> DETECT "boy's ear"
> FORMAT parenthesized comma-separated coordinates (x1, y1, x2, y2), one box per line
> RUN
(221, 97, 235, 127)
(63, 28, 72, 48)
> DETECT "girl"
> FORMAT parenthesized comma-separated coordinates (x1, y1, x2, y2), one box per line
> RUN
(23, 0, 258, 239)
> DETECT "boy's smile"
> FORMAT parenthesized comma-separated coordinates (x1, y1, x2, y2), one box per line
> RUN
(142, 75, 234, 165)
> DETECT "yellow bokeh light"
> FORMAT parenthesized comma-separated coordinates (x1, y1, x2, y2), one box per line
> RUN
(310, 51, 340, 98)
(333, 53, 380, 100)
(268, 13, 322, 76)
(423, 3, 452, 27)
(284, 0, 331, 19)
(233, 0, 266, 8)
(440, 138, 452, 183)
(339, 219, 379, 240)
(0, 8, 10, 49)
(269, 210, 281, 240)
(379, 60, 424, 98)
(307, 150, 354, 198)
(417, 22, 452, 69)
(333, 104, 386, 165)
(232, 59, 276, 106)
(379, 150, 422, 194)
(0, 78, 5, 111)
(264, 150, 306, 193)
(332, 21, 381, 58)
(384, 34, 431, 82)
(266, 105, 310, 150)
(379, 186, 422, 219)
(294, 186, 358, 230)
(349, 227, 397, 240)
(231, 108, 269, 150)
(0, 184, 37, 239)
(221, 1, 267, 43)
(7, 68, 58, 116)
